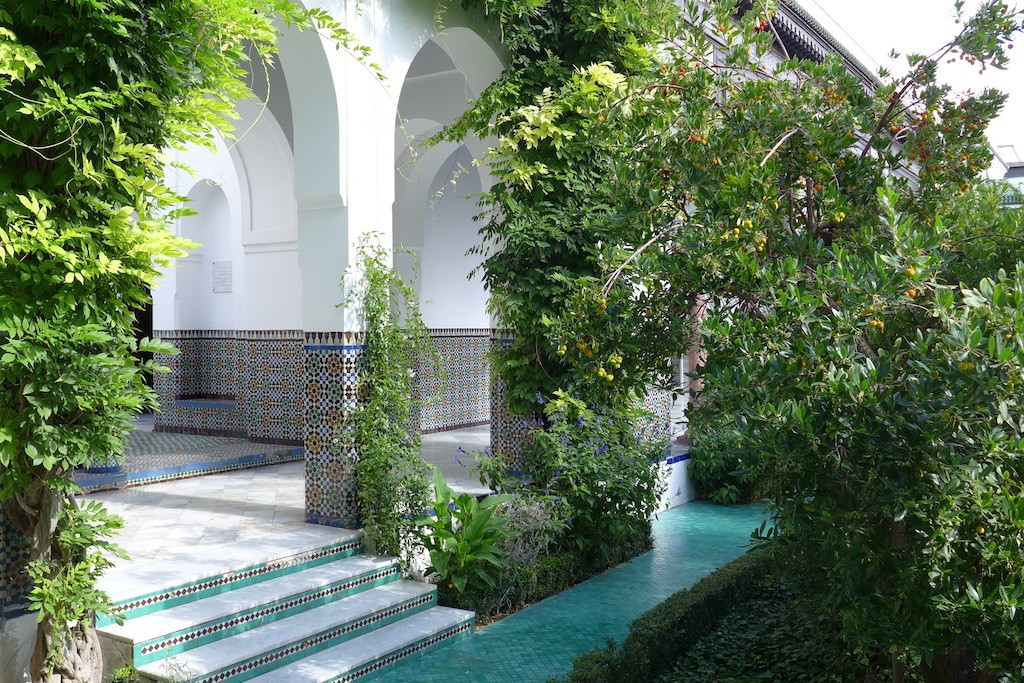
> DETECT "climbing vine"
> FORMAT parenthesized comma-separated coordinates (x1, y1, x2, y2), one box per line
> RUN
(439, 0, 694, 417)
(341, 237, 433, 566)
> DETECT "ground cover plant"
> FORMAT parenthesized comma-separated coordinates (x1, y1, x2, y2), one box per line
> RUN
(445, 0, 1024, 680)
(658, 575, 861, 683)
(0, 3, 367, 681)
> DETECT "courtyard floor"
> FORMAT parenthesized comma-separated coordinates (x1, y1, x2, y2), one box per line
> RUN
(86, 459, 765, 680)
(76, 421, 489, 496)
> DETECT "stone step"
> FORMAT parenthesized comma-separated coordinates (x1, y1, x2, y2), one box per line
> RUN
(100, 555, 401, 666)
(97, 526, 364, 625)
(135, 581, 440, 683)
(241, 606, 474, 683)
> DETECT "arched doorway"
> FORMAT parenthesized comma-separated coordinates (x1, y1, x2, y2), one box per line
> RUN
(392, 29, 503, 437)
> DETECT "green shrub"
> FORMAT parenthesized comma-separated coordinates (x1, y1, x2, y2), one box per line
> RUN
(108, 666, 139, 683)
(687, 427, 761, 504)
(559, 546, 774, 683)
(661, 576, 861, 683)
(522, 391, 664, 565)
(415, 468, 513, 594)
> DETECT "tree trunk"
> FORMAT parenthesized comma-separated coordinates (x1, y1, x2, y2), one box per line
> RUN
(918, 640, 998, 683)
(3, 477, 105, 683)
(30, 621, 103, 683)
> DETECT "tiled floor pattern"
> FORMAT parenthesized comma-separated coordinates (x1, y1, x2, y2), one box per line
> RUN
(373, 502, 768, 683)
(75, 426, 302, 493)
(418, 424, 491, 495)
(76, 418, 486, 495)
(83, 426, 494, 562)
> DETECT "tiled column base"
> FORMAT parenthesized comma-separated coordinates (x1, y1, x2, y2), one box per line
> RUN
(488, 335, 538, 473)
(0, 510, 30, 628)
(303, 333, 364, 528)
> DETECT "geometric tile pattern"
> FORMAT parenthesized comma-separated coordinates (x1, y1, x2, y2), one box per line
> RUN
(111, 535, 364, 624)
(488, 335, 537, 472)
(194, 592, 436, 683)
(135, 564, 402, 663)
(0, 512, 30, 625)
(153, 330, 244, 437)
(303, 332, 366, 528)
(640, 387, 674, 449)
(239, 334, 304, 444)
(418, 330, 491, 433)
(152, 330, 304, 443)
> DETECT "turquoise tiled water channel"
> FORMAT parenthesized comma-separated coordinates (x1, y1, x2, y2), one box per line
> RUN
(374, 502, 768, 683)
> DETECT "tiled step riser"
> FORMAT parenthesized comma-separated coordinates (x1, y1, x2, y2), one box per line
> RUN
(98, 539, 365, 627)
(325, 619, 475, 683)
(133, 564, 403, 666)
(183, 592, 439, 683)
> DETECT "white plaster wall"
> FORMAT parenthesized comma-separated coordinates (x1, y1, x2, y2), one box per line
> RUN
(232, 99, 302, 331)
(660, 458, 697, 509)
(418, 147, 489, 329)
(332, 0, 504, 332)
(153, 2, 505, 334)
(276, 5, 350, 333)
(156, 135, 246, 332)
(0, 614, 34, 683)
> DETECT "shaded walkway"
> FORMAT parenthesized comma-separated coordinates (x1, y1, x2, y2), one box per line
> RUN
(74, 430, 303, 493)
(374, 502, 768, 683)
(76, 422, 488, 495)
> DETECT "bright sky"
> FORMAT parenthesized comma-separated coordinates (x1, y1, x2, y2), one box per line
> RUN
(800, 0, 1024, 173)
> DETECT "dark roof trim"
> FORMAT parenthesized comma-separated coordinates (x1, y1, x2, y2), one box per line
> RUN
(737, 0, 881, 88)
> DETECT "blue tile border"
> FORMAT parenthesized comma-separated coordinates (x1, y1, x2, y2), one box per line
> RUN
(74, 448, 304, 493)
(173, 399, 239, 410)
(305, 513, 360, 529)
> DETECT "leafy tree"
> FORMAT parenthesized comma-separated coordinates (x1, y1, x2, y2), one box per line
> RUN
(0, 3, 364, 681)
(451, 0, 1024, 679)
(442, 0, 696, 416)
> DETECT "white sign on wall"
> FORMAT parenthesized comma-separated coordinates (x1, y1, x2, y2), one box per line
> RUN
(212, 261, 233, 293)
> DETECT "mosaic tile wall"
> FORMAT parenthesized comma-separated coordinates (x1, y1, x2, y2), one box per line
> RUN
(418, 330, 490, 433)
(0, 512, 30, 625)
(239, 333, 304, 444)
(153, 330, 243, 437)
(488, 335, 535, 473)
(153, 330, 304, 444)
(303, 332, 364, 528)
(642, 387, 673, 427)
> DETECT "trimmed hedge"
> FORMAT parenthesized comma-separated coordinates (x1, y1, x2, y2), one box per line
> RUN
(557, 545, 774, 683)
